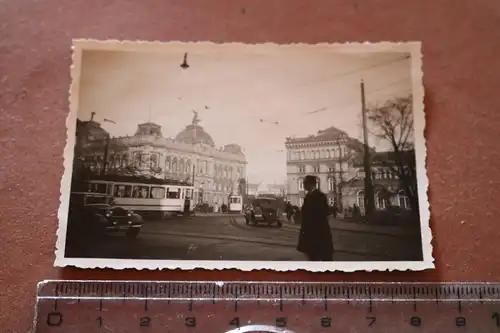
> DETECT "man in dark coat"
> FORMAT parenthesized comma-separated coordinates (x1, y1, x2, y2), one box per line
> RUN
(297, 175, 334, 261)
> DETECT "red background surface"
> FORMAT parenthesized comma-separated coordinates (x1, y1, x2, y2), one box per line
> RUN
(1, 0, 500, 331)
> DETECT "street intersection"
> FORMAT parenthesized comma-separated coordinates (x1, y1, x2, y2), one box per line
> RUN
(67, 214, 423, 261)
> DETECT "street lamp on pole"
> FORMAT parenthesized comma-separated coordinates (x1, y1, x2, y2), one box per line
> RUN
(100, 118, 117, 176)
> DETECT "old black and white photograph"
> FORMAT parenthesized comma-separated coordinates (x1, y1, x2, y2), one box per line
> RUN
(56, 40, 431, 271)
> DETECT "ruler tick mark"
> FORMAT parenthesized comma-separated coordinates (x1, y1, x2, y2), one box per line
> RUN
(412, 286, 417, 312)
(457, 289, 462, 313)
(368, 288, 373, 313)
(234, 290, 238, 312)
(324, 286, 328, 311)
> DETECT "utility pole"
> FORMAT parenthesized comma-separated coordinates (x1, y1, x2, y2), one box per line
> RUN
(360, 80, 375, 219)
(337, 141, 345, 211)
(100, 117, 117, 176)
(101, 134, 110, 176)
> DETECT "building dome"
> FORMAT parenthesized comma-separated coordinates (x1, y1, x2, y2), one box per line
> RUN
(223, 144, 244, 155)
(175, 124, 215, 147)
(135, 122, 163, 137)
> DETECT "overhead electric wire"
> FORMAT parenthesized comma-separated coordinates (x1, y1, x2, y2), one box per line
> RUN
(147, 54, 411, 123)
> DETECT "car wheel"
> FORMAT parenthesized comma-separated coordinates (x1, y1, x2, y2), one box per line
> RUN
(126, 228, 140, 239)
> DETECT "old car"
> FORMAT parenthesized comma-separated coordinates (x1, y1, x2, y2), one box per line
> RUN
(244, 196, 283, 227)
(67, 192, 144, 239)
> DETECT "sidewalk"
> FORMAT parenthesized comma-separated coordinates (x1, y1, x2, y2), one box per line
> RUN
(284, 217, 419, 237)
(192, 212, 242, 217)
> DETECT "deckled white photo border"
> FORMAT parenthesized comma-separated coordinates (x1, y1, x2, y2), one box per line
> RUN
(54, 40, 433, 272)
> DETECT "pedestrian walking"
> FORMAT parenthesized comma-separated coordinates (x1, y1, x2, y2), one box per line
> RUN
(285, 201, 294, 223)
(297, 175, 334, 261)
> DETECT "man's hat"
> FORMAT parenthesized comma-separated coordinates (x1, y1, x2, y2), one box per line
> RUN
(303, 175, 318, 185)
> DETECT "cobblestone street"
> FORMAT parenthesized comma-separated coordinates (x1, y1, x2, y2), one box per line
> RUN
(67, 214, 422, 261)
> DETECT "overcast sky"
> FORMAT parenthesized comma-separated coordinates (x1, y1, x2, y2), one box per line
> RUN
(77, 43, 413, 184)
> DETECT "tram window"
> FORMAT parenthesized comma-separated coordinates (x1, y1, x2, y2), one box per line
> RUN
(88, 183, 107, 194)
(230, 197, 241, 204)
(166, 188, 181, 199)
(150, 187, 166, 199)
(132, 186, 150, 198)
(114, 184, 132, 198)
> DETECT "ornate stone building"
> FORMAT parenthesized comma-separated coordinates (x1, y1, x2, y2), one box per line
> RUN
(285, 126, 412, 214)
(76, 113, 247, 206)
(285, 127, 364, 208)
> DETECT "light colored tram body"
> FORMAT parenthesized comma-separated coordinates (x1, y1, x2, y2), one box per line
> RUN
(85, 176, 195, 215)
(228, 195, 243, 213)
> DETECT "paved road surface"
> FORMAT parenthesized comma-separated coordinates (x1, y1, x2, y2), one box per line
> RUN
(65, 215, 422, 261)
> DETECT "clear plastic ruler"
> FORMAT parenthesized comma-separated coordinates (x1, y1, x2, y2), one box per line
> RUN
(33, 280, 500, 332)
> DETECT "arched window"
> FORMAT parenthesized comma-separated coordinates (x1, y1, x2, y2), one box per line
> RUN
(114, 154, 121, 168)
(298, 178, 304, 191)
(133, 152, 141, 167)
(186, 160, 191, 173)
(172, 157, 178, 172)
(121, 153, 128, 167)
(357, 190, 365, 211)
(300, 151, 305, 160)
(398, 190, 410, 209)
(179, 159, 185, 173)
(315, 150, 320, 159)
(328, 177, 335, 192)
(150, 154, 159, 168)
(165, 156, 171, 171)
(375, 190, 386, 210)
(337, 147, 342, 158)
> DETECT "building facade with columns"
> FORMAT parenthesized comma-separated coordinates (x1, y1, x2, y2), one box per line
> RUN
(76, 116, 247, 206)
(284, 126, 364, 208)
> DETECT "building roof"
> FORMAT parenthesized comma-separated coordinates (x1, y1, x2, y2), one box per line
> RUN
(222, 143, 244, 155)
(76, 119, 109, 139)
(285, 126, 348, 144)
(285, 126, 365, 151)
(135, 122, 163, 137)
(352, 150, 416, 167)
(175, 124, 216, 147)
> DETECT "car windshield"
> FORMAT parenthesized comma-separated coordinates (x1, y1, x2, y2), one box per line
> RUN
(252, 198, 277, 209)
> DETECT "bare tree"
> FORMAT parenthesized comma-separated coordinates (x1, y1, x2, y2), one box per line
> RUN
(367, 95, 419, 214)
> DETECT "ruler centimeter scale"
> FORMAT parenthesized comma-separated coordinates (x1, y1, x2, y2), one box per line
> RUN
(34, 280, 500, 332)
